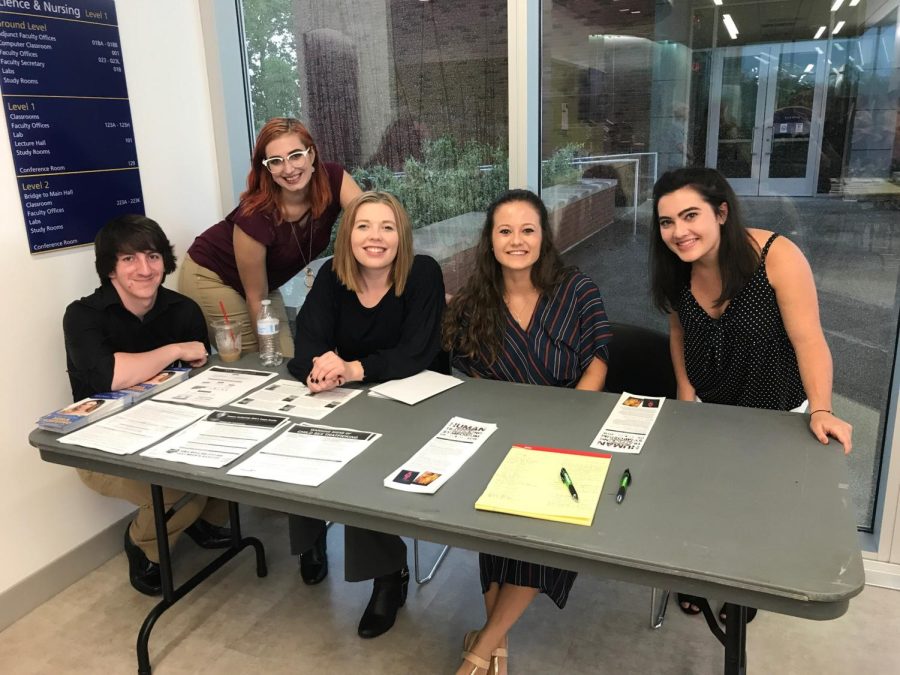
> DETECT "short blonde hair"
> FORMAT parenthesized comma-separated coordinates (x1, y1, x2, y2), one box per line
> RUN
(333, 191, 414, 295)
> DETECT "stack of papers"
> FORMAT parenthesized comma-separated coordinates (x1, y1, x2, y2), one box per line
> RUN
(229, 422, 381, 486)
(37, 391, 131, 433)
(230, 379, 361, 420)
(153, 366, 277, 408)
(475, 445, 611, 526)
(123, 367, 191, 402)
(141, 411, 289, 468)
(59, 401, 207, 455)
(384, 417, 497, 494)
(368, 370, 462, 405)
(36, 368, 190, 433)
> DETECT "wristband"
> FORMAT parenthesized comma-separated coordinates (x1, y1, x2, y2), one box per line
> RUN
(810, 409, 832, 416)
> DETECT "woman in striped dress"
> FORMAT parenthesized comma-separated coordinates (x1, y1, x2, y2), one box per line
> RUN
(444, 189, 612, 675)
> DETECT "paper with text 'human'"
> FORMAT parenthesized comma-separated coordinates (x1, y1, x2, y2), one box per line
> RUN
(384, 417, 498, 494)
(590, 391, 665, 454)
(59, 401, 207, 455)
(475, 445, 611, 526)
(368, 370, 462, 405)
(227, 422, 381, 486)
(140, 411, 290, 468)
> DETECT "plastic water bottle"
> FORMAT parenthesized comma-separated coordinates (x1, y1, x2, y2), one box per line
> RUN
(256, 299, 283, 366)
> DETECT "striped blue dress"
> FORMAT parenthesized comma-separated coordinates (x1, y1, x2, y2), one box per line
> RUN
(453, 270, 612, 607)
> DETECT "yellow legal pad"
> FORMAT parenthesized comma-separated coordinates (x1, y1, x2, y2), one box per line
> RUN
(475, 445, 611, 526)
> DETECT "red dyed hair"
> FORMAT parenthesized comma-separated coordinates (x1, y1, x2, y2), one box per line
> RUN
(238, 118, 333, 223)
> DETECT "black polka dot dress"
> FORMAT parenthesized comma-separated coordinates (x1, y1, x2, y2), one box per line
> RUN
(677, 233, 806, 411)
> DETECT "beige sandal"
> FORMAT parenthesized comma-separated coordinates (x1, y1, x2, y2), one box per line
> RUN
(490, 644, 508, 675)
(462, 630, 507, 675)
(461, 630, 490, 675)
(460, 651, 491, 675)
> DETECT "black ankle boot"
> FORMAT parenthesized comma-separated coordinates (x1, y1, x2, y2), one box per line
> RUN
(123, 526, 162, 596)
(299, 529, 328, 585)
(357, 566, 409, 639)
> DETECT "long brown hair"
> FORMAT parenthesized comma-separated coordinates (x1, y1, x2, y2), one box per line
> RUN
(333, 192, 414, 296)
(649, 168, 758, 313)
(443, 189, 571, 363)
(238, 118, 332, 223)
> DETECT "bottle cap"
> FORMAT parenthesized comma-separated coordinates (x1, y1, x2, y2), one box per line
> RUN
(261, 299, 271, 306)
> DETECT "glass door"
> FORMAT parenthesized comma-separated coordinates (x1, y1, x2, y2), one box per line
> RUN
(759, 41, 827, 196)
(706, 45, 769, 195)
(708, 42, 827, 196)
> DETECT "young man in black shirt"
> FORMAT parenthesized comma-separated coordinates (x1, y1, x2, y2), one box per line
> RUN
(63, 214, 231, 595)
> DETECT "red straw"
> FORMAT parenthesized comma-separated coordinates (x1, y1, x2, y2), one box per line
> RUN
(218, 300, 237, 344)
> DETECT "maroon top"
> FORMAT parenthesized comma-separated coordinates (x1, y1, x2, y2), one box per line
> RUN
(187, 161, 345, 296)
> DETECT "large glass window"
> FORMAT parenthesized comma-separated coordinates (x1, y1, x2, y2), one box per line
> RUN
(542, 0, 900, 530)
(239, 0, 509, 307)
(232, 0, 900, 532)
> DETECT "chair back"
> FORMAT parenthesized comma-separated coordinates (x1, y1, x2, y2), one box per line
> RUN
(604, 322, 677, 398)
(429, 350, 452, 375)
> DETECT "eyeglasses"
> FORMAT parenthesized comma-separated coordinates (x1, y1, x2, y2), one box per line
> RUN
(262, 148, 313, 173)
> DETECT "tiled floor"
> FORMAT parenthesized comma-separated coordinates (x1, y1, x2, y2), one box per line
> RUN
(0, 508, 897, 674)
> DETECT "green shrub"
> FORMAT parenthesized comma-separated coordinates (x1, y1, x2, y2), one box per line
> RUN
(352, 138, 582, 229)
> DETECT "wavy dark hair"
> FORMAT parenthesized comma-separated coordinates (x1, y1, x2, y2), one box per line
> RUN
(443, 189, 571, 362)
(649, 167, 759, 313)
(94, 214, 177, 284)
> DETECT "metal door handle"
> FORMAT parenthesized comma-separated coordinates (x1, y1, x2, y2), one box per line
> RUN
(762, 126, 773, 156)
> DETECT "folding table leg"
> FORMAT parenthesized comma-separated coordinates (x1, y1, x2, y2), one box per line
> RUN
(722, 603, 748, 675)
(413, 539, 450, 585)
(135, 486, 267, 675)
(649, 587, 670, 629)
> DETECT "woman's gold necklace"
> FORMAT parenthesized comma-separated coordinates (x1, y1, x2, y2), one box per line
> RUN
(504, 293, 537, 327)
(287, 210, 314, 288)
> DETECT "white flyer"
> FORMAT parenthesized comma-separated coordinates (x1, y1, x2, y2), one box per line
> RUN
(230, 379, 362, 420)
(384, 416, 497, 494)
(589, 391, 665, 454)
(228, 422, 381, 486)
(152, 366, 277, 408)
(59, 401, 207, 455)
(140, 410, 290, 468)
(368, 370, 463, 405)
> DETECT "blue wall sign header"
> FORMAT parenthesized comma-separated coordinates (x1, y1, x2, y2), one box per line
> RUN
(0, 0, 144, 253)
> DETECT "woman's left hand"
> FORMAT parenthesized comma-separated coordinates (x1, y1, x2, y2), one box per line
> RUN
(809, 411, 853, 455)
(307, 351, 362, 393)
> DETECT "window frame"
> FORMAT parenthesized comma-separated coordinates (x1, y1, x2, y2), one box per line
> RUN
(200, 0, 900, 569)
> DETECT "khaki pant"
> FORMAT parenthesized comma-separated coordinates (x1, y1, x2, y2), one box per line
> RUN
(179, 254, 295, 357)
(78, 469, 229, 563)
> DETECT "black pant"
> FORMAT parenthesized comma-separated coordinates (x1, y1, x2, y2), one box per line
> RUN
(288, 515, 407, 581)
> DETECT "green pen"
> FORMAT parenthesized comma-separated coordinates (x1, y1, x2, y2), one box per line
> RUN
(616, 468, 632, 504)
(559, 467, 579, 501)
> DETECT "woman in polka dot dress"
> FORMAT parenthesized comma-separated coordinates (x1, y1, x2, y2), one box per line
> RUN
(648, 167, 852, 621)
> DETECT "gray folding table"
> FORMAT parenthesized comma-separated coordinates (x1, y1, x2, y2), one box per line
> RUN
(30, 358, 864, 675)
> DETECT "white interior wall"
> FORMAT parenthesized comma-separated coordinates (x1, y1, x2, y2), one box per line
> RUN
(0, 0, 222, 596)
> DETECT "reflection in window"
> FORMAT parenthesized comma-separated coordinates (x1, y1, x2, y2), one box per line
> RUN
(240, 0, 509, 297)
(542, 0, 900, 530)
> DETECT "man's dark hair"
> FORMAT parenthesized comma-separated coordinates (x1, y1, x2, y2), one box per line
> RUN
(94, 214, 177, 283)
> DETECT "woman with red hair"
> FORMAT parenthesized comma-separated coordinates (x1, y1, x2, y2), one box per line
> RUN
(181, 117, 361, 356)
